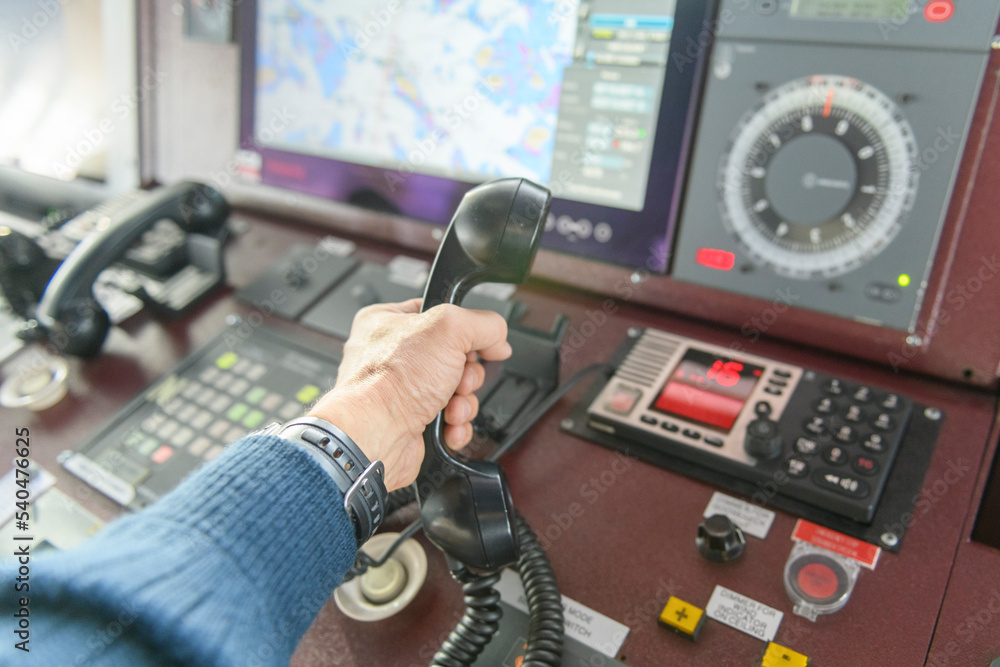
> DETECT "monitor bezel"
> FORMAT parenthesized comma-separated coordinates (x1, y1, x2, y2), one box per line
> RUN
(237, 0, 718, 271)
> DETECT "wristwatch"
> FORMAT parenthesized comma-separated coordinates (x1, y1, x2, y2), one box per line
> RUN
(254, 416, 388, 547)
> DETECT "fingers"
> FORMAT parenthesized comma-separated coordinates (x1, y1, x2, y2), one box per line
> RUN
(444, 422, 473, 449)
(394, 297, 423, 313)
(444, 393, 479, 426)
(434, 305, 512, 360)
(455, 362, 485, 396)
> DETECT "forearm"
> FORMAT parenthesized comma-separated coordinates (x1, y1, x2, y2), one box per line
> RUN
(0, 434, 356, 666)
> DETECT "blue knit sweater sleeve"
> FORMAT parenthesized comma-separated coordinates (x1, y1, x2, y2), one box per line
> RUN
(0, 434, 358, 666)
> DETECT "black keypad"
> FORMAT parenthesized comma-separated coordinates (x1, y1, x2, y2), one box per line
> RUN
(682, 428, 701, 441)
(704, 436, 724, 448)
(661, 422, 679, 433)
(766, 371, 912, 522)
(640, 415, 658, 426)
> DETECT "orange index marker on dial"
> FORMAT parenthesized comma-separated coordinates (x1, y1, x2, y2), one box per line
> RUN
(822, 88, 835, 117)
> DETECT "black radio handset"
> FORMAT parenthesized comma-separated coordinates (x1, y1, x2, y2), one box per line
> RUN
(28, 181, 228, 358)
(417, 178, 551, 572)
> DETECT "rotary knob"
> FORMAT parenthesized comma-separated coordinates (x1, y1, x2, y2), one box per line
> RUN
(745, 417, 782, 460)
(697, 514, 746, 563)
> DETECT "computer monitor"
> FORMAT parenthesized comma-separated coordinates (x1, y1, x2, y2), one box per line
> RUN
(238, 0, 716, 270)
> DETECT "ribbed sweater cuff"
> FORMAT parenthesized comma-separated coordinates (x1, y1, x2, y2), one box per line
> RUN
(31, 434, 356, 666)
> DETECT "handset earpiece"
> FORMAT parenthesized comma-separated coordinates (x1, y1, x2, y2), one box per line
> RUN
(416, 178, 551, 572)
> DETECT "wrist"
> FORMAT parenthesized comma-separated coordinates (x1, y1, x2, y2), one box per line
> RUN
(307, 386, 405, 465)
(262, 417, 388, 546)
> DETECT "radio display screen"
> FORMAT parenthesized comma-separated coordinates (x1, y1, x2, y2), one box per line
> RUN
(651, 349, 764, 432)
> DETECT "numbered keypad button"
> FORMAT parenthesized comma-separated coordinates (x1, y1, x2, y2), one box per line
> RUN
(843, 404, 864, 423)
(786, 458, 809, 478)
(852, 455, 880, 476)
(833, 424, 857, 444)
(823, 445, 848, 466)
(795, 437, 820, 457)
(803, 417, 828, 437)
(851, 386, 873, 404)
(813, 397, 836, 414)
(871, 413, 895, 431)
(824, 379, 845, 396)
(880, 393, 902, 412)
(861, 433, 886, 454)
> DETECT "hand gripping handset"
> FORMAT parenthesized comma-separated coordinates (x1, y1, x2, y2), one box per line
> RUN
(416, 178, 551, 572)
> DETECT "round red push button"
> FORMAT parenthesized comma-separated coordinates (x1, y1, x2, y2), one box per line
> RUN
(924, 0, 954, 22)
(797, 562, 839, 600)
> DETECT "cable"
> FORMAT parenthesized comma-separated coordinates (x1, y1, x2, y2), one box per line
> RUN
(515, 513, 564, 666)
(489, 362, 611, 461)
(431, 567, 503, 667)
(431, 512, 563, 667)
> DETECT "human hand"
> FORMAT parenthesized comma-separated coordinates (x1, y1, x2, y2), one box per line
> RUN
(307, 298, 511, 491)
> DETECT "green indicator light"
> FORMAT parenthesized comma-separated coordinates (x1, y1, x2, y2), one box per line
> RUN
(897, 274, 911, 287)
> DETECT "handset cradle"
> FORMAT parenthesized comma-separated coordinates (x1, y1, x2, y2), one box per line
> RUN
(416, 178, 551, 572)
(29, 181, 229, 357)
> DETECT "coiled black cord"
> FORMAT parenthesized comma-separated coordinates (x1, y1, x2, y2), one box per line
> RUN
(431, 568, 503, 667)
(431, 512, 564, 667)
(515, 513, 564, 666)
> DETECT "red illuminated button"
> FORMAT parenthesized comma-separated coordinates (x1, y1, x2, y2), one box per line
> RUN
(924, 0, 954, 22)
(797, 562, 839, 601)
(695, 248, 735, 271)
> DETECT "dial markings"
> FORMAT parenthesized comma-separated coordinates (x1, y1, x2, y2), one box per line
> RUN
(719, 75, 919, 279)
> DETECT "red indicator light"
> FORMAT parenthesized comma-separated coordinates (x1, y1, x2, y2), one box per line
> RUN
(924, 0, 954, 22)
(696, 248, 735, 271)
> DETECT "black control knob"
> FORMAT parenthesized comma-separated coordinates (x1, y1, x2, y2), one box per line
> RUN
(745, 417, 782, 460)
(697, 514, 746, 562)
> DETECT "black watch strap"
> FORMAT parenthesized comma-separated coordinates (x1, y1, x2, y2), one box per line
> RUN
(258, 417, 388, 546)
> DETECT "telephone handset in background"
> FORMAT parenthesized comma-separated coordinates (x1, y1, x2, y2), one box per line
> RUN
(416, 177, 551, 572)
(23, 181, 229, 358)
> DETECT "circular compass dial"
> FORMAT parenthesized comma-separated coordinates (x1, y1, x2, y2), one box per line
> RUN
(718, 75, 919, 279)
